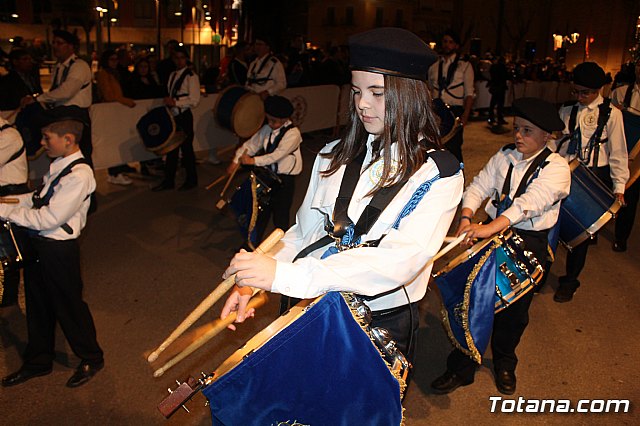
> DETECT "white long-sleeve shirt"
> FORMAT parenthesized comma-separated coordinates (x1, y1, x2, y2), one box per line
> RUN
(462, 145, 571, 231)
(234, 121, 303, 175)
(0, 118, 28, 186)
(168, 67, 200, 115)
(557, 95, 629, 193)
(428, 54, 475, 107)
(37, 55, 92, 108)
(0, 150, 95, 240)
(245, 54, 286, 96)
(269, 134, 464, 311)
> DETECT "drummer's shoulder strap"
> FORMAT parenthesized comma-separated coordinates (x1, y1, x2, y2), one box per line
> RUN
(265, 124, 295, 154)
(623, 84, 634, 109)
(0, 123, 26, 164)
(170, 69, 193, 99)
(498, 147, 553, 208)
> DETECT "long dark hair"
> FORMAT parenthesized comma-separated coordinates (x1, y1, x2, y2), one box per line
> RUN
(99, 49, 117, 71)
(322, 74, 442, 196)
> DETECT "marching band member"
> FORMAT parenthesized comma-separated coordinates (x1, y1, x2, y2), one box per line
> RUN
(153, 46, 200, 192)
(554, 62, 629, 302)
(245, 36, 287, 100)
(428, 29, 475, 163)
(610, 58, 640, 252)
(1, 118, 103, 388)
(227, 95, 303, 244)
(220, 27, 464, 367)
(431, 98, 570, 395)
(0, 116, 29, 307)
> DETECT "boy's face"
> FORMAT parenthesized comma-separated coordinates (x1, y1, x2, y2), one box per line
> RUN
(42, 131, 74, 158)
(267, 114, 287, 130)
(513, 117, 548, 159)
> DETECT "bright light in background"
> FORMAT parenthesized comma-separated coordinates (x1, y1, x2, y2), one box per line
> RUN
(174, 12, 182, 16)
(11, 13, 19, 18)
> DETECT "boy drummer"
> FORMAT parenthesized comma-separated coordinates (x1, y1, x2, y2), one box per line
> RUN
(431, 98, 571, 395)
(1, 118, 104, 388)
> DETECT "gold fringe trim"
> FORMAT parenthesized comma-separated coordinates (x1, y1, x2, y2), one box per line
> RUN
(440, 242, 497, 365)
(340, 292, 406, 426)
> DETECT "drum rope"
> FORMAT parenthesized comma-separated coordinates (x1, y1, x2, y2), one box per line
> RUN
(391, 174, 441, 230)
(247, 173, 259, 250)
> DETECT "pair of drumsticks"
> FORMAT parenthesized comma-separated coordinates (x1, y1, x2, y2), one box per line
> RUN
(147, 228, 284, 377)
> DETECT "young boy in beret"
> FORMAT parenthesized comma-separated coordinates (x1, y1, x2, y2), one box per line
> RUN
(1, 119, 104, 389)
(227, 95, 303, 242)
(431, 97, 571, 395)
(554, 61, 629, 302)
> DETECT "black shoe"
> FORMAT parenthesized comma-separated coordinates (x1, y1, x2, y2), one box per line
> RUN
(152, 182, 174, 192)
(430, 370, 473, 394)
(178, 181, 197, 191)
(66, 361, 104, 388)
(495, 370, 516, 395)
(2, 366, 52, 387)
(612, 241, 627, 252)
(554, 282, 579, 303)
(498, 119, 508, 125)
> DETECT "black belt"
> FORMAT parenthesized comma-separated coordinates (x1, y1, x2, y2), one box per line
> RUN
(371, 302, 417, 319)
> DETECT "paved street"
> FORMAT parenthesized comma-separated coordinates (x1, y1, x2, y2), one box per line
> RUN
(1, 118, 638, 425)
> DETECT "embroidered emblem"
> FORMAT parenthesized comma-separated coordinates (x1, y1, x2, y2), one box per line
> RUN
(581, 110, 597, 129)
(290, 95, 307, 127)
(369, 158, 399, 185)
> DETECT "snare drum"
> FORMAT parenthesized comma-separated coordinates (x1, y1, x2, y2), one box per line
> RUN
(432, 98, 462, 144)
(559, 159, 622, 250)
(201, 292, 407, 426)
(622, 110, 640, 160)
(433, 229, 543, 362)
(213, 86, 265, 138)
(136, 107, 186, 155)
(228, 167, 281, 245)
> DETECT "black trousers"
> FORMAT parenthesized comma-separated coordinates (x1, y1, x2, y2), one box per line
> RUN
(489, 89, 506, 122)
(163, 109, 197, 186)
(446, 229, 548, 378)
(255, 174, 295, 242)
(614, 178, 640, 243)
(562, 166, 613, 286)
(22, 237, 103, 369)
(446, 105, 465, 163)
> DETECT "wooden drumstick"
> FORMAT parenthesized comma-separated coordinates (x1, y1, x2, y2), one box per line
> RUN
(147, 228, 284, 363)
(431, 233, 467, 265)
(205, 174, 227, 191)
(220, 149, 247, 198)
(152, 290, 268, 377)
(0, 197, 19, 204)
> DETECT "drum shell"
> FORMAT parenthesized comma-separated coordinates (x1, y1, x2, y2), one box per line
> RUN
(213, 86, 265, 138)
(559, 160, 621, 250)
(136, 106, 185, 155)
(622, 110, 640, 160)
(432, 98, 461, 144)
(202, 292, 403, 425)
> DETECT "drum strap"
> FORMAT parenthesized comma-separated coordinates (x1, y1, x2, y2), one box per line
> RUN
(565, 99, 612, 167)
(169, 69, 193, 99)
(437, 54, 460, 99)
(32, 158, 92, 224)
(248, 55, 276, 84)
(264, 124, 295, 173)
(1, 124, 27, 165)
(495, 148, 553, 216)
(623, 83, 634, 109)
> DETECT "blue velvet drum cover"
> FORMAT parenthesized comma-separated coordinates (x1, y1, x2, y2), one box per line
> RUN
(559, 159, 622, 250)
(433, 229, 543, 363)
(201, 292, 404, 426)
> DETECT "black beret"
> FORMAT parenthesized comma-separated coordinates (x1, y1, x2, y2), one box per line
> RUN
(349, 27, 437, 80)
(572, 62, 606, 89)
(512, 97, 565, 133)
(52, 29, 79, 47)
(264, 95, 294, 118)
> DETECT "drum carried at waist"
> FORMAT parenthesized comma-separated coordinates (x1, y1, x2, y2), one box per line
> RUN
(622, 110, 640, 160)
(559, 159, 622, 250)
(136, 106, 186, 155)
(213, 86, 265, 138)
(433, 228, 543, 363)
(0, 221, 33, 307)
(432, 98, 462, 144)
(198, 292, 408, 425)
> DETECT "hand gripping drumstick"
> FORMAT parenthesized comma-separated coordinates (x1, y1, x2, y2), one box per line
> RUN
(219, 149, 247, 198)
(147, 228, 284, 363)
(152, 290, 268, 377)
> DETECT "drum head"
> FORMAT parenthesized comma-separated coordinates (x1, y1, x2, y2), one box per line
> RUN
(232, 92, 265, 138)
(137, 107, 176, 150)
